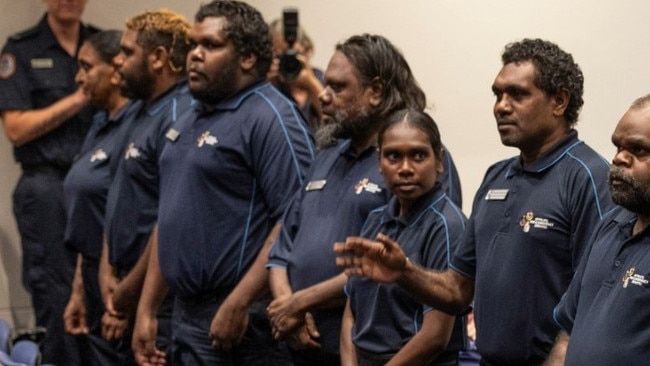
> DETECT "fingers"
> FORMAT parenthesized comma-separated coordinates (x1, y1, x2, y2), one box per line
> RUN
(64, 316, 89, 335)
(134, 344, 166, 366)
(285, 323, 321, 350)
(303, 312, 320, 339)
(209, 308, 248, 351)
(101, 312, 128, 340)
(375, 233, 400, 251)
(210, 331, 243, 351)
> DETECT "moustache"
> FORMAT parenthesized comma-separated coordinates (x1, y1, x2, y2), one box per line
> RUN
(608, 166, 634, 185)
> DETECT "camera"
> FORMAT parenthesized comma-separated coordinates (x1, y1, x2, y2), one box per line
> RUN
(278, 8, 302, 80)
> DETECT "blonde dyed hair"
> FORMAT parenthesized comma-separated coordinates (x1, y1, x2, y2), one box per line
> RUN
(126, 9, 191, 73)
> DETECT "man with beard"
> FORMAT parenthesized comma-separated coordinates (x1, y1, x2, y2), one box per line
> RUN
(0, 1, 97, 364)
(132, 1, 313, 365)
(547, 95, 650, 365)
(266, 34, 463, 365)
(334, 39, 616, 365)
(98, 9, 192, 364)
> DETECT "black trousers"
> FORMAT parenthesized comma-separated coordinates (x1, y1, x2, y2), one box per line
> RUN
(13, 169, 81, 365)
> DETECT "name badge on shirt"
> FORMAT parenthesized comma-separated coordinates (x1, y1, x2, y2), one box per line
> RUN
(305, 180, 326, 191)
(31, 58, 53, 69)
(485, 189, 509, 201)
(166, 128, 180, 142)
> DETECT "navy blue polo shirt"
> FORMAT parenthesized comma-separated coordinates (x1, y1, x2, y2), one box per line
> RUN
(267, 139, 390, 354)
(348, 184, 467, 355)
(157, 80, 313, 298)
(63, 101, 140, 261)
(554, 207, 650, 365)
(451, 130, 615, 365)
(0, 14, 97, 169)
(104, 81, 192, 274)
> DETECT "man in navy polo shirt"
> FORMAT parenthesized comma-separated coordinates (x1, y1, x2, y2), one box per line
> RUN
(266, 34, 463, 365)
(336, 39, 615, 366)
(132, 1, 313, 365)
(0, 1, 97, 364)
(547, 95, 650, 365)
(98, 9, 192, 363)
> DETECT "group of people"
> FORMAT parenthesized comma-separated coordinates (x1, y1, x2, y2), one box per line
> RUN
(0, 1, 648, 366)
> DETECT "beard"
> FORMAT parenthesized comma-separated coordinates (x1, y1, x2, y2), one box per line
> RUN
(190, 58, 240, 105)
(314, 123, 343, 150)
(120, 59, 155, 101)
(315, 106, 376, 150)
(609, 166, 650, 216)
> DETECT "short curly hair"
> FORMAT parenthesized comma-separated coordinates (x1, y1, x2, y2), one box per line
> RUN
(195, 0, 273, 78)
(502, 38, 584, 125)
(126, 9, 191, 74)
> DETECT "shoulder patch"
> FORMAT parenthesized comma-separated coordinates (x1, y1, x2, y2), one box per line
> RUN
(0, 53, 17, 79)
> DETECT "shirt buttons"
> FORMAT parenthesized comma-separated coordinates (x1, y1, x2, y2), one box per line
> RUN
(615, 260, 621, 267)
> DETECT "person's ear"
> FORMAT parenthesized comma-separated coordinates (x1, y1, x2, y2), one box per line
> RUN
(149, 46, 169, 72)
(240, 53, 257, 72)
(552, 89, 570, 118)
(436, 148, 445, 174)
(367, 77, 384, 108)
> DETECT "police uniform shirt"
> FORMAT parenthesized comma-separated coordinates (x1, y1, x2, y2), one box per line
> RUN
(451, 130, 615, 365)
(157, 80, 313, 298)
(554, 207, 650, 365)
(104, 81, 192, 274)
(347, 184, 467, 355)
(63, 100, 140, 261)
(0, 15, 98, 168)
(267, 139, 390, 354)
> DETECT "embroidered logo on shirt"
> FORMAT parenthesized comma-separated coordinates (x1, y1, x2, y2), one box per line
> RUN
(519, 210, 554, 233)
(0, 53, 16, 79)
(90, 148, 108, 162)
(197, 131, 218, 147)
(124, 143, 141, 160)
(354, 178, 382, 195)
(622, 267, 648, 288)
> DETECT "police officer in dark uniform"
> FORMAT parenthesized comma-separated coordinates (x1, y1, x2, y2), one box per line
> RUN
(0, 1, 98, 364)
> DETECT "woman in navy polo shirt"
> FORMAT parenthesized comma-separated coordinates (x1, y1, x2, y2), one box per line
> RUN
(62, 30, 140, 365)
(340, 109, 467, 366)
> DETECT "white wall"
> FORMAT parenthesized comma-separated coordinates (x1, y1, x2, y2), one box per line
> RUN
(1, 0, 650, 323)
(0, 1, 43, 329)
(245, 0, 650, 210)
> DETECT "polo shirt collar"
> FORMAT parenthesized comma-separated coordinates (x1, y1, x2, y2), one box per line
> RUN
(611, 207, 650, 238)
(507, 129, 582, 177)
(195, 78, 268, 114)
(337, 139, 378, 160)
(106, 99, 138, 126)
(140, 79, 188, 117)
(380, 183, 445, 228)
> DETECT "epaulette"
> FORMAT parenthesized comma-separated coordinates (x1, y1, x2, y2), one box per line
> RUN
(84, 23, 102, 34)
(9, 25, 40, 42)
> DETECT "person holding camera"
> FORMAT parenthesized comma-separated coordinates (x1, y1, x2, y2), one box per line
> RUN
(268, 16, 325, 136)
